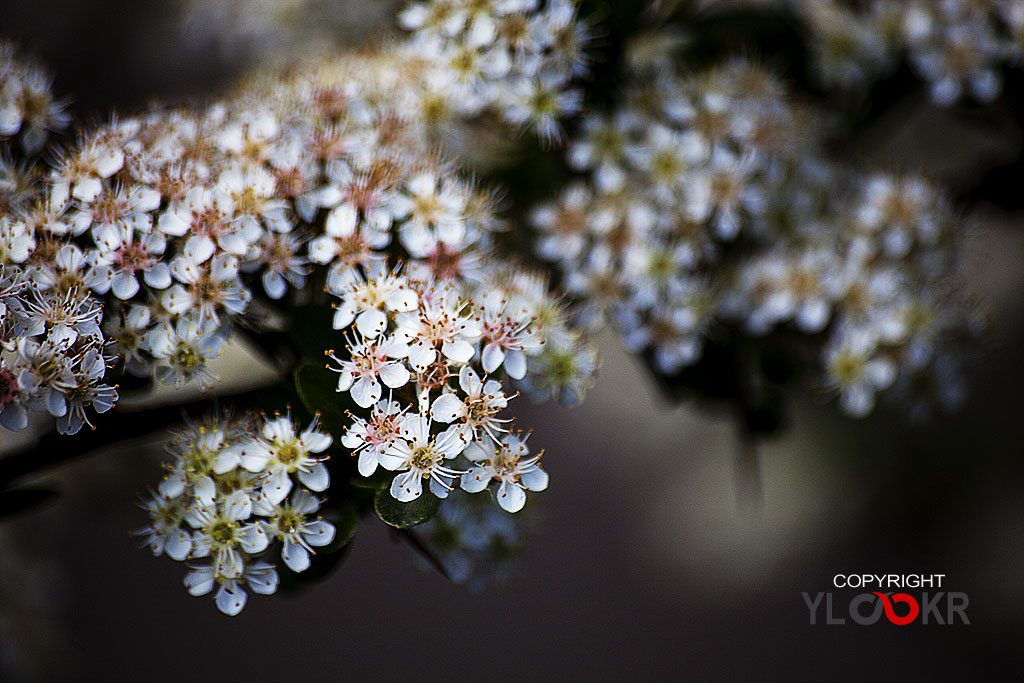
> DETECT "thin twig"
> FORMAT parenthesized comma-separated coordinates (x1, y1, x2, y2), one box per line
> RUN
(392, 527, 452, 581)
(734, 341, 765, 517)
(733, 429, 763, 518)
(0, 384, 274, 490)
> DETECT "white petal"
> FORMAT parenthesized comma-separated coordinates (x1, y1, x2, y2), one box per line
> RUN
(356, 308, 388, 338)
(430, 393, 465, 423)
(239, 443, 272, 473)
(111, 272, 140, 300)
(496, 481, 527, 513)
(246, 565, 278, 595)
(263, 469, 293, 505)
(302, 520, 335, 547)
(165, 530, 192, 560)
(144, 262, 172, 289)
(283, 539, 311, 572)
(262, 270, 287, 299)
(385, 287, 417, 312)
(482, 343, 505, 374)
(298, 462, 330, 492)
(215, 583, 247, 616)
(521, 467, 549, 491)
(391, 470, 422, 501)
(158, 211, 189, 236)
(239, 523, 269, 553)
(407, 343, 436, 371)
(351, 376, 382, 408)
(459, 466, 491, 493)
(429, 475, 453, 499)
(224, 490, 252, 521)
(194, 476, 216, 508)
(504, 350, 527, 380)
(213, 447, 240, 474)
(184, 567, 214, 596)
(358, 449, 379, 477)
(378, 363, 410, 389)
(300, 429, 332, 453)
(326, 204, 357, 237)
(441, 339, 475, 364)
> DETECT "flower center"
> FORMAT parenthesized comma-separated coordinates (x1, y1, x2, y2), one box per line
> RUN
(116, 242, 154, 273)
(276, 441, 302, 466)
(831, 351, 866, 384)
(209, 520, 236, 545)
(184, 444, 215, 475)
(427, 244, 462, 281)
(411, 445, 439, 472)
(173, 344, 204, 370)
(277, 509, 301, 535)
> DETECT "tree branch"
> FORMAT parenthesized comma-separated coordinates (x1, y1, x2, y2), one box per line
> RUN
(0, 384, 276, 490)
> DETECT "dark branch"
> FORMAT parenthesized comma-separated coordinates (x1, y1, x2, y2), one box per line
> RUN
(0, 384, 276, 490)
(392, 527, 452, 582)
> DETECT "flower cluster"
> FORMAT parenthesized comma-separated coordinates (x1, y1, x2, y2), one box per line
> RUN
(534, 51, 975, 418)
(0, 41, 597, 406)
(0, 42, 69, 154)
(137, 412, 336, 615)
(696, 0, 1023, 106)
(795, 0, 1023, 104)
(332, 260, 580, 511)
(0, 263, 116, 434)
(398, 0, 590, 140)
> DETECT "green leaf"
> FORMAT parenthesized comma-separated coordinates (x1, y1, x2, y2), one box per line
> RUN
(0, 487, 58, 518)
(373, 488, 441, 529)
(293, 360, 350, 435)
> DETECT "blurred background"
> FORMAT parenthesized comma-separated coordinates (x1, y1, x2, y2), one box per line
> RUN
(2, 1, 1024, 681)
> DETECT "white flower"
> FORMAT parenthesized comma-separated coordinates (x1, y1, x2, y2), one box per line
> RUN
(215, 164, 291, 234)
(237, 416, 332, 505)
(327, 263, 418, 338)
(430, 365, 510, 441)
(460, 432, 547, 513)
(158, 418, 237, 505)
(184, 559, 279, 616)
(251, 231, 307, 299)
(75, 184, 159, 236)
(135, 490, 192, 560)
(254, 489, 336, 573)
(392, 284, 482, 371)
(186, 491, 269, 579)
(163, 252, 251, 328)
(55, 347, 117, 435)
(329, 334, 411, 408)
(88, 224, 171, 299)
(392, 172, 469, 257)
(157, 185, 257, 258)
(146, 316, 225, 389)
(308, 202, 389, 269)
(685, 147, 764, 241)
(379, 413, 468, 501)
(342, 399, 406, 477)
(0, 217, 35, 264)
(477, 287, 541, 378)
(531, 183, 593, 263)
(825, 328, 897, 418)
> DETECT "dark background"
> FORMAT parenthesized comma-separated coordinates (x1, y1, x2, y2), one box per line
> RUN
(2, 1, 1023, 681)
